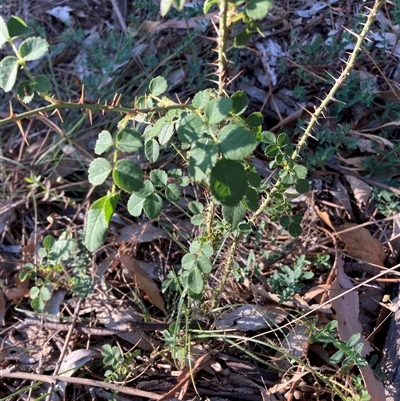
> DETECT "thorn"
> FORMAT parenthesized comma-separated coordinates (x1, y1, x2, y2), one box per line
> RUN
(79, 84, 85, 104)
(88, 109, 93, 125)
(55, 109, 64, 123)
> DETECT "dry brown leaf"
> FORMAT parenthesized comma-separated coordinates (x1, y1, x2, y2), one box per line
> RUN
(315, 208, 335, 231)
(345, 175, 372, 206)
(329, 257, 373, 356)
(116, 221, 168, 243)
(359, 365, 386, 401)
(335, 223, 386, 266)
(119, 253, 167, 316)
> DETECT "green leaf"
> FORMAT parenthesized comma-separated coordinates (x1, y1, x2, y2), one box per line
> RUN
(158, 121, 174, 145)
(245, 0, 273, 20)
(177, 112, 205, 144)
(204, 0, 219, 13)
(190, 214, 204, 226)
(160, 0, 174, 16)
(127, 181, 153, 216)
(244, 187, 259, 210)
(295, 178, 309, 194)
(113, 159, 144, 193)
(34, 75, 50, 92)
(277, 133, 289, 147)
(19, 37, 49, 61)
(30, 286, 40, 299)
(218, 124, 258, 160)
(84, 193, 119, 251)
(231, 90, 248, 115)
(247, 171, 261, 188)
(210, 159, 248, 206)
(145, 139, 159, 162)
(205, 97, 232, 124)
(43, 235, 55, 251)
(0, 56, 19, 92)
(0, 16, 10, 47)
(262, 131, 276, 144)
(189, 201, 203, 214)
(165, 183, 181, 202)
(201, 243, 214, 257)
(7, 16, 31, 39)
(247, 112, 264, 127)
(265, 144, 279, 157)
(222, 204, 246, 228)
(116, 128, 143, 152)
(288, 222, 302, 237)
(234, 31, 251, 48)
(150, 169, 168, 186)
(143, 193, 163, 219)
(95, 130, 113, 155)
(88, 158, 112, 185)
(293, 164, 308, 179)
(280, 215, 290, 228)
(16, 81, 34, 103)
(189, 139, 218, 181)
(188, 267, 203, 294)
(197, 255, 212, 274)
(192, 90, 210, 109)
(149, 76, 168, 96)
(182, 253, 196, 270)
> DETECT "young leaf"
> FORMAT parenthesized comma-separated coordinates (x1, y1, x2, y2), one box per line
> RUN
(218, 124, 258, 159)
(247, 112, 264, 127)
(19, 37, 49, 61)
(149, 76, 168, 96)
(116, 128, 143, 152)
(88, 158, 112, 185)
(234, 31, 251, 48)
(222, 204, 246, 228)
(144, 139, 159, 162)
(34, 75, 50, 92)
(188, 267, 203, 294)
(189, 139, 218, 181)
(205, 97, 232, 124)
(113, 159, 144, 193)
(210, 159, 247, 206)
(84, 193, 119, 251)
(245, 0, 273, 20)
(17, 81, 34, 103)
(0, 16, 10, 47)
(95, 130, 113, 155)
(143, 193, 163, 220)
(231, 90, 248, 115)
(160, 0, 174, 16)
(7, 16, 31, 39)
(150, 169, 168, 186)
(0, 56, 19, 92)
(192, 90, 210, 109)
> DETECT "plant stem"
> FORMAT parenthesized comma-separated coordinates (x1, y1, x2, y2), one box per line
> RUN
(217, 0, 229, 96)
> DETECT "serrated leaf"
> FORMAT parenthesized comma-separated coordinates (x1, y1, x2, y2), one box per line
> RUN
(182, 253, 196, 270)
(295, 178, 309, 194)
(205, 97, 232, 124)
(150, 169, 168, 186)
(84, 193, 119, 251)
(0, 16, 10, 48)
(247, 112, 264, 127)
(116, 128, 143, 152)
(231, 90, 248, 115)
(189, 201, 203, 214)
(246, 0, 273, 20)
(127, 194, 145, 216)
(218, 124, 257, 160)
(234, 31, 251, 48)
(88, 158, 112, 185)
(197, 255, 212, 274)
(293, 164, 308, 179)
(189, 139, 218, 181)
(188, 267, 203, 294)
(95, 130, 113, 155)
(177, 112, 205, 144)
(222, 204, 246, 228)
(0, 56, 19, 92)
(210, 159, 247, 206)
(19, 37, 49, 61)
(165, 183, 181, 202)
(113, 159, 144, 193)
(17, 80, 34, 103)
(158, 121, 174, 145)
(262, 131, 276, 144)
(265, 144, 279, 157)
(277, 133, 289, 147)
(149, 76, 168, 96)
(143, 193, 163, 219)
(7, 16, 31, 39)
(145, 139, 159, 162)
(34, 75, 50, 92)
(192, 90, 210, 109)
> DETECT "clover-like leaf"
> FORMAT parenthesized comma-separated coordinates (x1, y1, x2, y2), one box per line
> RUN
(116, 128, 143, 152)
(113, 159, 144, 193)
(88, 158, 112, 185)
(149, 76, 168, 96)
(19, 37, 49, 61)
(0, 56, 19, 92)
(95, 130, 113, 155)
(143, 193, 163, 220)
(0, 16, 10, 47)
(246, 0, 273, 20)
(188, 267, 203, 294)
(7, 16, 31, 39)
(150, 169, 168, 186)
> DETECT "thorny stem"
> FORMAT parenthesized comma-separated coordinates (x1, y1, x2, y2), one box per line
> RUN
(217, 0, 230, 96)
(216, 0, 385, 299)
